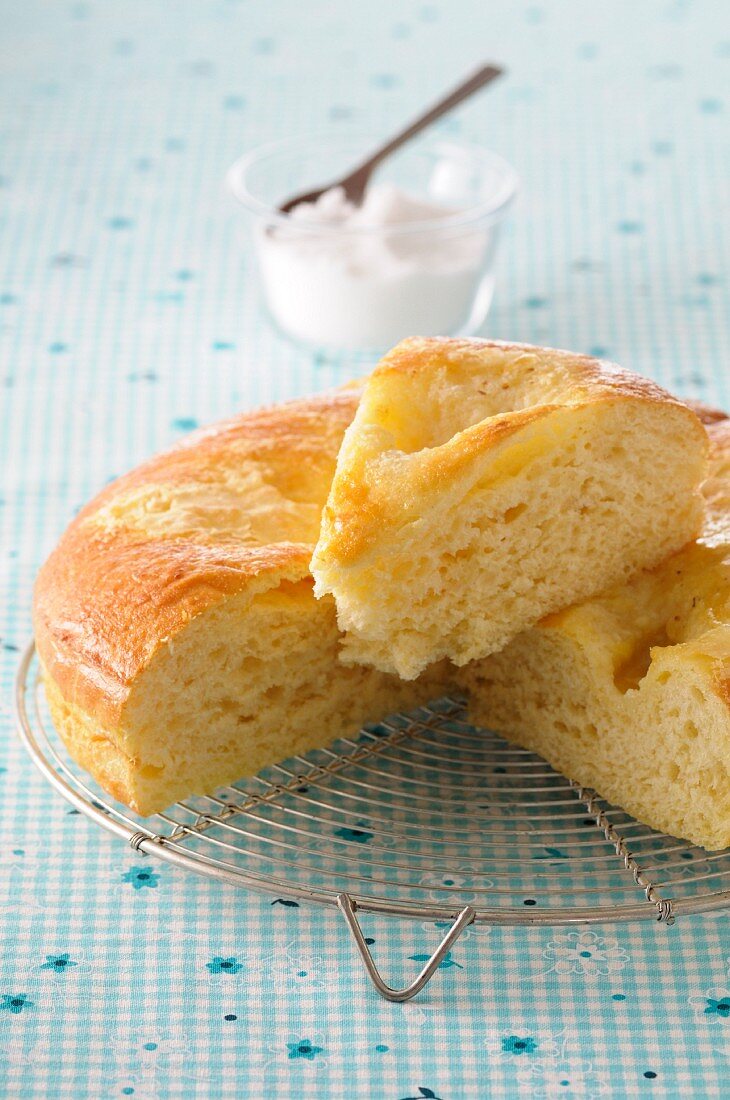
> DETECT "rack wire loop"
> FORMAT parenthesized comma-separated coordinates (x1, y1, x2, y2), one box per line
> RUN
(337, 893, 476, 1002)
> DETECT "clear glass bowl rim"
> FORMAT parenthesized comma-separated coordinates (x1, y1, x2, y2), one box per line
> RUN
(226, 133, 519, 236)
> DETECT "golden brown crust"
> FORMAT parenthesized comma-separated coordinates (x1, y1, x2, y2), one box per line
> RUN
(315, 338, 709, 567)
(374, 337, 684, 404)
(684, 400, 729, 426)
(34, 388, 361, 728)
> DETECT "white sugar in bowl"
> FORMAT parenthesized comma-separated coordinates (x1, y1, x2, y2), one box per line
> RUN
(227, 134, 518, 352)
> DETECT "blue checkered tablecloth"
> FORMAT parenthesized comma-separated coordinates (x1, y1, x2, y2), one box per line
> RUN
(1, 1, 729, 1096)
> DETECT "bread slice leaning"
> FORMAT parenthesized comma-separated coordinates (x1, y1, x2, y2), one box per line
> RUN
(310, 338, 709, 679)
(458, 410, 730, 850)
(33, 388, 447, 816)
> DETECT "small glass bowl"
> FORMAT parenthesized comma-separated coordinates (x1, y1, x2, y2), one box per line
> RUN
(227, 134, 518, 353)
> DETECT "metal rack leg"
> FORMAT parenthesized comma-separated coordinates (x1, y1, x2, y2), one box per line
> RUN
(337, 893, 476, 1003)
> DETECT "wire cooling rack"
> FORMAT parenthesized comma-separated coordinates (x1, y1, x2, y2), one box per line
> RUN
(16, 642, 730, 1001)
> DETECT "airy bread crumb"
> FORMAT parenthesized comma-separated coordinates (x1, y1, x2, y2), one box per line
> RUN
(457, 415, 730, 850)
(311, 337, 709, 679)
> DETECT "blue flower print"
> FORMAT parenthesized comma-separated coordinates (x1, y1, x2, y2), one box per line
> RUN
(40, 953, 78, 973)
(287, 1039, 323, 1060)
(334, 826, 373, 843)
(409, 949, 462, 970)
(122, 867, 159, 890)
(705, 997, 730, 1018)
(206, 956, 243, 975)
(1, 994, 34, 1014)
(502, 1035, 538, 1055)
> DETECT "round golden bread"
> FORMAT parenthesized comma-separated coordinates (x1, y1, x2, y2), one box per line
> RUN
(34, 353, 727, 852)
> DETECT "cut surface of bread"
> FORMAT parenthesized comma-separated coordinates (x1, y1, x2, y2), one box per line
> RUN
(34, 388, 445, 815)
(311, 338, 709, 679)
(458, 412, 730, 850)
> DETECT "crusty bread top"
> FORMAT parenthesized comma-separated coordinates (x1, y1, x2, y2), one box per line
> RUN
(33, 387, 361, 727)
(312, 338, 708, 567)
(687, 400, 730, 428)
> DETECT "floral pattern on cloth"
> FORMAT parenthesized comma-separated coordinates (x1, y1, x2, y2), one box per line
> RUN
(0, 996, 34, 1016)
(543, 931, 630, 976)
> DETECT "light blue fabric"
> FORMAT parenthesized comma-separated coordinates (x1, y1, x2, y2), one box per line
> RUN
(1, 1, 729, 1096)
